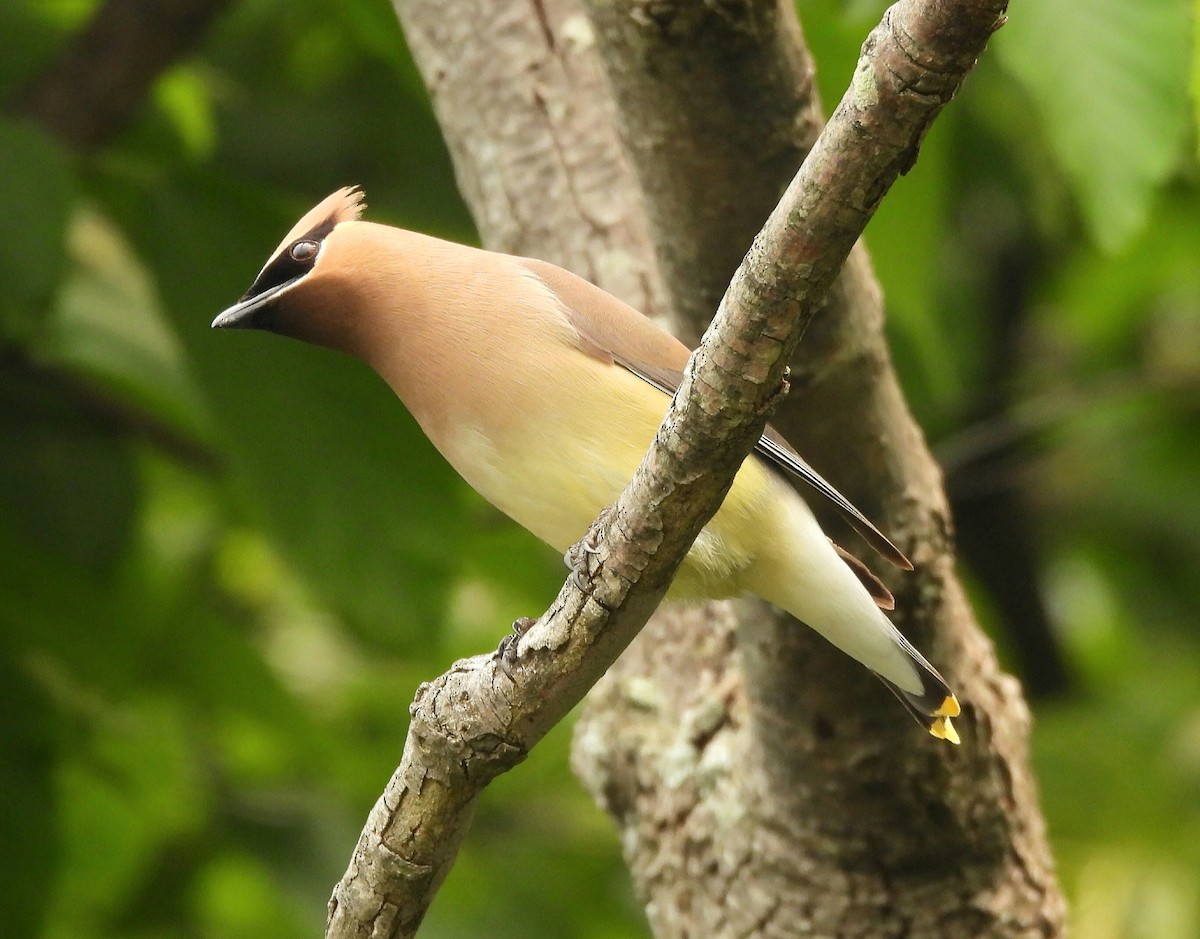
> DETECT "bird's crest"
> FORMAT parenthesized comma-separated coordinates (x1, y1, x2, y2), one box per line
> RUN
(278, 186, 367, 248)
(230, 188, 367, 308)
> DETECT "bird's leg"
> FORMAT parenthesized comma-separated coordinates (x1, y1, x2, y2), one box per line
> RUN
(766, 365, 792, 412)
(497, 509, 613, 681)
(496, 616, 538, 681)
(565, 508, 611, 591)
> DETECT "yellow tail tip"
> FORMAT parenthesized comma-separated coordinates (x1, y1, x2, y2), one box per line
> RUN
(929, 715, 960, 744)
(936, 694, 961, 718)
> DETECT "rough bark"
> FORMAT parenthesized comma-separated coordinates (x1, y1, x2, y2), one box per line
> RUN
(328, 0, 1067, 936)
(573, 1, 1066, 936)
(581, 0, 823, 340)
(326, 1, 781, 933)
(391, 0, 671, 329)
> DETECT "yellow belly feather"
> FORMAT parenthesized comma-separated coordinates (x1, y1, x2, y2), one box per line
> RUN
(441, 358, 782, 601)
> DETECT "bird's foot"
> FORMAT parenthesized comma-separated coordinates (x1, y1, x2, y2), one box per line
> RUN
(765, 365, 792, 413)
(565, 509, 611, 590)
(495, 616, 537, 682)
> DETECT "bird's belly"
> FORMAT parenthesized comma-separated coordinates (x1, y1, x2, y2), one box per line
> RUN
(444, 405, 653, 558)
(438, 364, 788, 601)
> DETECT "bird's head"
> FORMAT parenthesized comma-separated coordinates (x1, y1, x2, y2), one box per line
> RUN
(212, 186, 370, 353)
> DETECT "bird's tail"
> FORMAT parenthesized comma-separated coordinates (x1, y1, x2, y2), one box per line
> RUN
(874, 628, 961, 743)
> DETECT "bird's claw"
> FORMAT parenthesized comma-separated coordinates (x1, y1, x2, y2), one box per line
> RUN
(564, 510, 611, 589)
(496, 616, 537, 682)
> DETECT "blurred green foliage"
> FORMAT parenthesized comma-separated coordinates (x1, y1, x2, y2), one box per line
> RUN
(1, 0, 1198, 936)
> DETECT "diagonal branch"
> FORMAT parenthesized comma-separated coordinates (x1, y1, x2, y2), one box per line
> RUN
(573, 3, 1064, 936)
(326, 1, 1010, 936)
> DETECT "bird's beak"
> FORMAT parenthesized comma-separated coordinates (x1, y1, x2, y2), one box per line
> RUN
(211, 278, 297, 330)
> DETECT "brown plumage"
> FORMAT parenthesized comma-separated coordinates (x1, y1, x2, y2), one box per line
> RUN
(213, 187, 960, 742)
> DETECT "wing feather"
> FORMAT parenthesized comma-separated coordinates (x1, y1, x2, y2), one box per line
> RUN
(520, 257, 913, 571)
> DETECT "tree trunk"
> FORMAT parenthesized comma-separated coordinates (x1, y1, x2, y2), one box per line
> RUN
(392, 0, 1066, 935)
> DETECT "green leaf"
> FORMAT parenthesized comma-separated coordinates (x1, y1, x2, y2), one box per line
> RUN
(0, 0, 86, 92)
(332, 0, 409, 68)
(0, 363, 139, 574)
(1193, 0, 1200, 159)
(867, 115, 970, 416)
(39, 205, 215, 450)
(192, 852, 314, 939)
(0, 650, 60, 939)
(1046, 186, 1200, 358)
(995, 0, 1191, 252)
(153, 65, 218, 161)
(0, 117, 75, 340)
(47, 695, 210, 937)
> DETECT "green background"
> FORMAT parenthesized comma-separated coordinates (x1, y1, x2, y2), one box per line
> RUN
(2, 0, 1199, 936)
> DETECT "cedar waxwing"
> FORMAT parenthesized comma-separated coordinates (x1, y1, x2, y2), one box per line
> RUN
(212, 187, 960, 743)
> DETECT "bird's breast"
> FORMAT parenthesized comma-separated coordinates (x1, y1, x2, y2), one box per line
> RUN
(367, 267, 792, 600)
(434, 352, 793, 603)
(439, 356, 662, 556)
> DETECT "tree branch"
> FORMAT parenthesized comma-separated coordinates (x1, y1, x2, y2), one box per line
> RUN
(574, 1, 1065, 935)
(327, 4, 667, 931)
(581, 0, 824, 338)
(391, 0, 671, 324)
(326, 1, 1042, 937)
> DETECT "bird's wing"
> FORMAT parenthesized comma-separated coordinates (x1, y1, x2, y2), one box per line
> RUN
(607, 350, 913, 572)
(521, 258, 913, 571)
(831, 540, 895, 609)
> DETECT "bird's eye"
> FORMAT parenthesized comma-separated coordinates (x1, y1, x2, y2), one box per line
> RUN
(290, 240, 319, 262)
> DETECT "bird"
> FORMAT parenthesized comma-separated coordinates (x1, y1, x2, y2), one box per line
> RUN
(212, 186, 960, 743)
